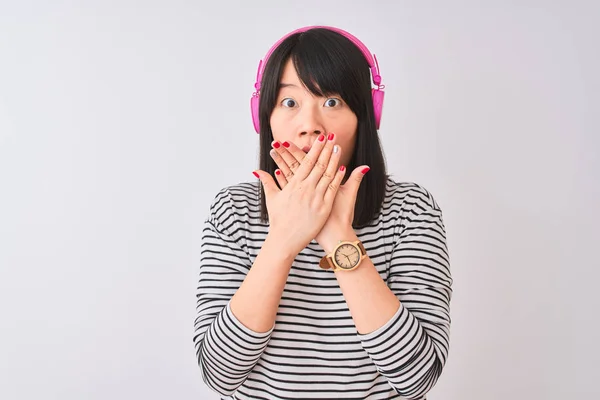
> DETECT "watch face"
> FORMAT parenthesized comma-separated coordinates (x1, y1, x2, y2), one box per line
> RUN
(334, 243, 360, 270)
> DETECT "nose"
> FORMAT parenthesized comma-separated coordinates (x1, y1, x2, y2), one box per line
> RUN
(297, 104, 324, 137)
(301, 129, 322, 136)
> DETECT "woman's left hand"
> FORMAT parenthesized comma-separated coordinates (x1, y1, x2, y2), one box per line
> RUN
(269, 138, 370, 253)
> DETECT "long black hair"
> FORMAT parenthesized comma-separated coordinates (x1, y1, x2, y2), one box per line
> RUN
(257, 28, 388, 228)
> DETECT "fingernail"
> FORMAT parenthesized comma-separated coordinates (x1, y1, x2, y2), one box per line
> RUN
(327, 133, 335, 141)
(253, 171, 259, 178)
(270, 149, 278, 158)
(318, 134, 325, 142)
(272, 141, 281, 149)
(282, 141, 290, 148)
(361, 167, 370, 174)
(340, 165, 346, 172)
(333, 145, 339, 153)
(275, 170, 281, 176)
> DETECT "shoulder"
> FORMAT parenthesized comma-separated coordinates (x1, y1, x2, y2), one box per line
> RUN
(207, 180, 261, 223)
(380, 177, 447, 246)
(383, 176, 443, 219)
(209, 181, 259, 207)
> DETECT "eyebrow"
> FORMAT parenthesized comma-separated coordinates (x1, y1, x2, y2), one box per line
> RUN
(279, 83, 299, 88)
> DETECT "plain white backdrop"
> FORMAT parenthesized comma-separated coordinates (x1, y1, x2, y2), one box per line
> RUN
(1, 1, 598, 399)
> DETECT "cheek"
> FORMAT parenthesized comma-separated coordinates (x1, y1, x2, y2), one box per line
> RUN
(339, 117, 358, 148)
(269, 111, 283, 136)
(335, 112, 357, 134)
(268, 112, 278, 130)
(269, 111, 291, 142)
(340, 127, 358, 163)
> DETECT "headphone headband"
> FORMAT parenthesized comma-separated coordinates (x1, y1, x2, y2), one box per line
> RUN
(253, 25, 383, 93)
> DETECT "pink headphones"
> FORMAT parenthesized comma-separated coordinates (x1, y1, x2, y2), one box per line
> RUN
(250, 25, 385, 134)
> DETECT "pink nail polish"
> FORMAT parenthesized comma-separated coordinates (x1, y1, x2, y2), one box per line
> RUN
(282, 141, 290, 148)
(340, 165, 346, 172)
(361, 167, 370, 174)
(327, 133, 335, 141)
(253, 171, 259, 178)
(318, 134, 325, 142)
(272, 141, 281, 149)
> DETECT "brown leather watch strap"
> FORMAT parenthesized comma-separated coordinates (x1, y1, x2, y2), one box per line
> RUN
(357, 241, 367, 256)
(319, 255, 334, 270)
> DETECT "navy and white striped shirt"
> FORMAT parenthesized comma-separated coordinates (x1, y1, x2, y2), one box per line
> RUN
(194, 177, 452, 399)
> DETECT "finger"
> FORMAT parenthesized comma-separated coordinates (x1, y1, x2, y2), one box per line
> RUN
(252, 170, 279, 198)
(274, 169, 288, 189)
(306, 132, 336, 184)
(287, 133, 328, 182)
(341, 165, 370, 202)
(270, 148, 294, 180)
(272, 140, 302, 176)
(323, 164, 347, 204)
(315, 143, 342, 197)
(279, 140, 307, 166)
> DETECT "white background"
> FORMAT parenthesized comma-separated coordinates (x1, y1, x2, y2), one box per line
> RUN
(1, 1, 598, 399)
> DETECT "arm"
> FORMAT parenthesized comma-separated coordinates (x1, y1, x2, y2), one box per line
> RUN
(323, 228, 401, 335)
(324, 202, 452, 399)
(193, 188, 295, 396)
(229, 235, 296, 333)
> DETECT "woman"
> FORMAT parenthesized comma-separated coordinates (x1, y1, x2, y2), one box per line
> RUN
(194, 26, 453, 399)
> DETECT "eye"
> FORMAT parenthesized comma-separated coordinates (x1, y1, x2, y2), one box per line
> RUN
(281, 98, 297, 108)
(324, 98, 342, 108)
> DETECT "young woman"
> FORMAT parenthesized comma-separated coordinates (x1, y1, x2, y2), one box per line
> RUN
(194, 26, 453, 399)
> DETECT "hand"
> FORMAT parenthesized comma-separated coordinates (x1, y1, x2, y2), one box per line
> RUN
(268, 135, 369, 254)
(252, 133, 346, 258)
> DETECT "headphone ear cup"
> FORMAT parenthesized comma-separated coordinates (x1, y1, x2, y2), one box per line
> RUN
(251, 95, 260, 133)
(372, 88, 385, 129)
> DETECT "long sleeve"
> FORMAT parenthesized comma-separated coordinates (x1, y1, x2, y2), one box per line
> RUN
(193, 188, 274, 396)
(358, 193, 453, 399)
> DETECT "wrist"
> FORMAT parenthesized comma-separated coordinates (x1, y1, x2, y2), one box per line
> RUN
(321, 227, 359, 254)
(264, 232, 299, 264)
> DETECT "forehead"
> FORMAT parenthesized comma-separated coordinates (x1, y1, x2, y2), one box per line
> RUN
(279, 59, 300, 83)
(277, 55, 340, 98)
(278, 58, 324, 96)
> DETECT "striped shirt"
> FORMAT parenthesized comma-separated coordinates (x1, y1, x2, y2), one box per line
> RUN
(194, 177, 453, 399)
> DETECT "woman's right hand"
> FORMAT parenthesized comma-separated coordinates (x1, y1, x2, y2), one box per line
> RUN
(253, 133, 346, 258)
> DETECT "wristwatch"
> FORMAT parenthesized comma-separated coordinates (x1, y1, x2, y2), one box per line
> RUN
(319, 240, 367, 272)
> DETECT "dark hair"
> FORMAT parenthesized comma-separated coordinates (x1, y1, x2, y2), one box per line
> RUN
(257, 28, 388, 228)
